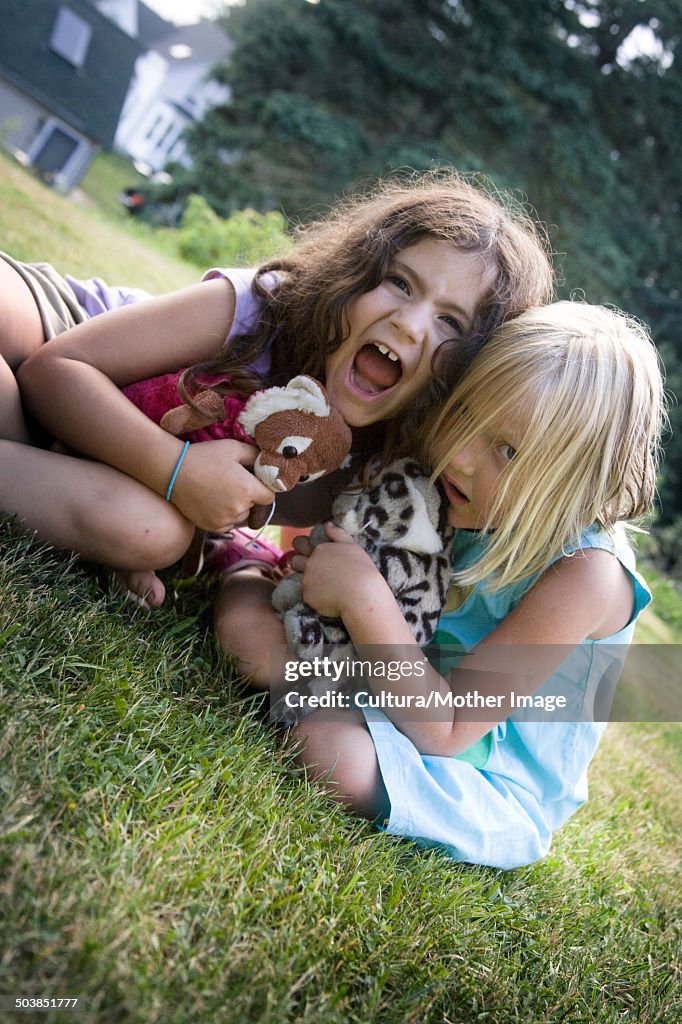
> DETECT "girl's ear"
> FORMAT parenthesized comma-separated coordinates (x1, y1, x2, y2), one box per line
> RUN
(160, 390, 225, 434)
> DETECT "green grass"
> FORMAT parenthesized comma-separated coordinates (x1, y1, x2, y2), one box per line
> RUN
(1, 155, 681, 1023)
(0, 152, 196, 292)
(1, 529, 680, 1024)
(77, 150, 148, 222)
(640, 566, 682, 636)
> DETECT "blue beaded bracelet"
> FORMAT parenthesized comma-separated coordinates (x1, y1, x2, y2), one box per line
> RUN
(165, 441, 190, 501)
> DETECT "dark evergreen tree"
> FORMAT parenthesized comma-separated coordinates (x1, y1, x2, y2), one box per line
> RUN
(185, 0, 681, 525)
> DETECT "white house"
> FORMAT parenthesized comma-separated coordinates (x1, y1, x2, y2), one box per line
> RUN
(0, 0, 144, 190)
(0, 0, 231, 189)
(110, 3, 232, 172)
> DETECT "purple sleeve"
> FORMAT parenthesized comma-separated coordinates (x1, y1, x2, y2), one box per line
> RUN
(202, 266, 279, 373)
(64, 275, 153, 317)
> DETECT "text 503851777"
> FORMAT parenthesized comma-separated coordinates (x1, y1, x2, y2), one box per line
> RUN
(0, 997, 84, 1012)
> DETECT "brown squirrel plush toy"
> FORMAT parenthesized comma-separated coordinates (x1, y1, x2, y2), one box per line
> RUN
(122, 372, 353, 531)
(234, 376, 353, 526)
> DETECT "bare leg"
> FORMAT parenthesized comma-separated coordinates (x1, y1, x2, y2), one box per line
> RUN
(0, 440, 194, 571)
(215, 568, 389, 818)
(0, 357, 32, 443)
(291, 708, 389, 822)
(213, 569, 289, 687)
(0, 258, 46, 442)
(0, 258, 46, 365)
(0, 258, 179, 605)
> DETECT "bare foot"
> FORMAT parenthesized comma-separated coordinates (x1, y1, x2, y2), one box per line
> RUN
(115, 569, 166, 609)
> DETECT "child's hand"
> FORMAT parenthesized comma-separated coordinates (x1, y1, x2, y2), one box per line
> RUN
(169, 439, 276, 532)
(297, 523, 387, 619)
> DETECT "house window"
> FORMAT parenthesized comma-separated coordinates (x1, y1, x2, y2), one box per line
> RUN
(144, 114, 166, 141)
(50, 7, 92, 68)
(155, 121, 177, 151)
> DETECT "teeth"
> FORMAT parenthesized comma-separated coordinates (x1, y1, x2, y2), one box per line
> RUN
(375, 343, 399, 363)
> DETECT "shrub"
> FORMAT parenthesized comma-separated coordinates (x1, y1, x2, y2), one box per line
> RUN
(177, 194, 290, 267)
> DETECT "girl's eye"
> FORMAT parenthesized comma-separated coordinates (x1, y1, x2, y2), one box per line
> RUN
(440, 314, 463, 335)
(500, 444, 517, 462)
(387, 274, 410, 294)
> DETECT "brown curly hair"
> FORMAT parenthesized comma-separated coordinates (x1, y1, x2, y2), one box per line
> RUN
(182, 168, 554, 461)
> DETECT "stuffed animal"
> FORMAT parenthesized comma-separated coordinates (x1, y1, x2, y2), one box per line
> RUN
(270, 457, 454, 724)
(122, 372, 353, 529)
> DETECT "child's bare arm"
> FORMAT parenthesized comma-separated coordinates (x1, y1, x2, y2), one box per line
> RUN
(19, 279, 275, 531)
(299, 527, 632, 756)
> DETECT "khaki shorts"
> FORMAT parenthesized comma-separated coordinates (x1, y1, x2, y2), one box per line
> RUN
(0, 250, 87, 340)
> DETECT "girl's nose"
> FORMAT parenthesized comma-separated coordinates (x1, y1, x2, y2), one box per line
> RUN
(449, 439, 482, 476)
(390, 303, 429, 345)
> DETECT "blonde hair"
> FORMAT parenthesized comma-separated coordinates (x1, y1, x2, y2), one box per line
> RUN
(426, 301, 666, 589)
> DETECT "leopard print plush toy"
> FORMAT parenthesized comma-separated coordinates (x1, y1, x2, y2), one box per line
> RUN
(271, 457, 453, 724)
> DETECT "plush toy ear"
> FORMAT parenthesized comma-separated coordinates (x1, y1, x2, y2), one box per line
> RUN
(285, 375, 331, 416)
(160, 390, 225, 435)
(238, 375, 330, 435)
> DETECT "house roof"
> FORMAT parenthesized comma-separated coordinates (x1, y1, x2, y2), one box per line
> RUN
(154, 19, 232, 65)
(0, 0, 143, 146)
(137, 1, 175, 47)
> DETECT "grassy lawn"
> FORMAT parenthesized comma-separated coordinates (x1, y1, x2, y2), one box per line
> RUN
(1, 154, 680, 1023)
(0, 152, 196, 292)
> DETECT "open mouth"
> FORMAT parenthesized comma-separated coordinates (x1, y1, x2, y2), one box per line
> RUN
(350, 343, 403, 396)
(441, 475, 470, 506)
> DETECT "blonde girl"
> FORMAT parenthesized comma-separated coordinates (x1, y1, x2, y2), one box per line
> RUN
(1, 171, 552, 612)
(287, 301, 664, 868)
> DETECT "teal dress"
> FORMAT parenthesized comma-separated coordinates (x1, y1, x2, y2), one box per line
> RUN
(362, 525, 651, 869)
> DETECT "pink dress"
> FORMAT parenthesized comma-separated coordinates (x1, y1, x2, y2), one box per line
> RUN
(121, 370, 253, 444)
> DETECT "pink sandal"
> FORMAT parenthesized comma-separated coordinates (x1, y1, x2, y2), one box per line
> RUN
(202, 528, 288, 577)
